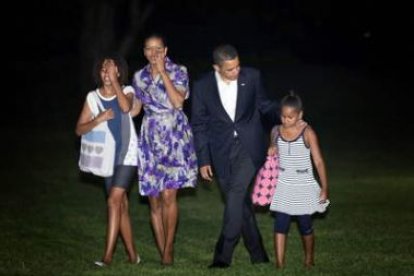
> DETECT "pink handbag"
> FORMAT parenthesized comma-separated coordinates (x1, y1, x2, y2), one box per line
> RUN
(251, 155, 278, 206)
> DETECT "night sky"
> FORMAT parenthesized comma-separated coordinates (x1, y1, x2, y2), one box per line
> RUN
(16, 1, 410, 61)
(10, 0, 412, 126)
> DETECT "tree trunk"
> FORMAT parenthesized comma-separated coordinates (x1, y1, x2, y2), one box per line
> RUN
(79, 0, 153, 96)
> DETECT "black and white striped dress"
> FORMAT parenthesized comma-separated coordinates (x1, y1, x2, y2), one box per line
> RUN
(270, 127, 328, 215)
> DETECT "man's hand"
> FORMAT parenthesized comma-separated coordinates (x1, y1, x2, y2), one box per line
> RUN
(200, 165, 213, 181)
(296, 119, 308, 128)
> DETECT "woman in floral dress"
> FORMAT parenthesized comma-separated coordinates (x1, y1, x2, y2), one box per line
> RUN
(132, 34, 198, 265)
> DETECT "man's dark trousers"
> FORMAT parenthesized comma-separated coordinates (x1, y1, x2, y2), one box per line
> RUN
(213, 137, 269, 265)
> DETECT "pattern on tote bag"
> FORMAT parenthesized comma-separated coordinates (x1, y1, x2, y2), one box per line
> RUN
(79, 131, 107, 168)
(252, 155, 279, 206)
(78, 91, 116, 177)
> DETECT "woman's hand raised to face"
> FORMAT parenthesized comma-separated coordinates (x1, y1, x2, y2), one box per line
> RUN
(154, 51, 166, 74)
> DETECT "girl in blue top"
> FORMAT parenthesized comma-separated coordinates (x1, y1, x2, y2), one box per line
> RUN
(76, 54, 141, 266)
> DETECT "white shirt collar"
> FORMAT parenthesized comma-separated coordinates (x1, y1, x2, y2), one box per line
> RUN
(215, 71, 237, 86)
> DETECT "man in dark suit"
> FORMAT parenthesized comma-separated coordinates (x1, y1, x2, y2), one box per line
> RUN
(191, 44, 278, 268)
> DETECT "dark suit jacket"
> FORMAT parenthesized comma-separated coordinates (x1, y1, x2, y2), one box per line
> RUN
(191, 67, 278, 179)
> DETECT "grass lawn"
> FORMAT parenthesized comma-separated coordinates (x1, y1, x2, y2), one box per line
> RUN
(1, 122, 413, 276)
(1, 64, 413, 275)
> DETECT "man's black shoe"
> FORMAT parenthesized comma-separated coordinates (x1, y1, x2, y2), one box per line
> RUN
(252, 256, 270, 264)
(208, 261, 230, 269)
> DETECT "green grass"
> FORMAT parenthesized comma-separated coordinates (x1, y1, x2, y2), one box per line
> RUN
(2, 63, 413, 275)
(1, 125, 413, 276)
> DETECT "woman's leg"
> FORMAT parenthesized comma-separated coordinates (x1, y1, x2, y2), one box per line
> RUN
(119, 192, 138, 263)
(102, 187, 125, 264)
(161, 189, 178, 265)
(148, 196, 165, 258)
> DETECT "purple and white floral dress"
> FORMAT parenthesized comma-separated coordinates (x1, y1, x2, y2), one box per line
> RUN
(132, 57, 198, 197)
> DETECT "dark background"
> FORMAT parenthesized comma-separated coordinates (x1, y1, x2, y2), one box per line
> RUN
(9, 0, 412, 129)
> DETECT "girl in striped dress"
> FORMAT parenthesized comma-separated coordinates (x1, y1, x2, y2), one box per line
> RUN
(268, 92, 329, 269)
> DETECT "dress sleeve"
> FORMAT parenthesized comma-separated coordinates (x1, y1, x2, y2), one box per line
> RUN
(123, 85, 135, 95)
(86, 91, 99, 117)
(172, 65, 190, 99)
(132, 71, 145, 101)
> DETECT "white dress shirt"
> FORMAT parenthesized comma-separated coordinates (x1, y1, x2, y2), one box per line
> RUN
(215, 71, 238, 122)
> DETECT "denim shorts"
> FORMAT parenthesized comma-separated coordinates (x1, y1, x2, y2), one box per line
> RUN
(104, 165, 136, 193)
